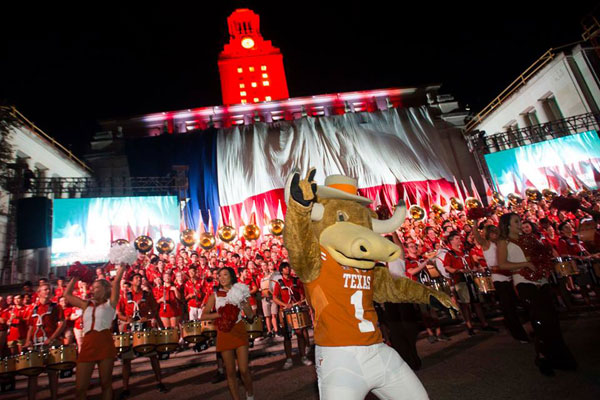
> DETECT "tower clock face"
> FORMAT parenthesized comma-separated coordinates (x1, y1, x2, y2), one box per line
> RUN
(241, 37, 255, 49)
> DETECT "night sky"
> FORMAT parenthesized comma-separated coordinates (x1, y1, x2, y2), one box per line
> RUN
(0, 1, 593, 156)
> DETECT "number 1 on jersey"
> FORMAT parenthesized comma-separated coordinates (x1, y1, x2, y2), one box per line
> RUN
(350, 290, 375, 333)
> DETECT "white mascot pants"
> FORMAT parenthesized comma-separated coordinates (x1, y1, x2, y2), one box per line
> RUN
(315, 343, 429, 400)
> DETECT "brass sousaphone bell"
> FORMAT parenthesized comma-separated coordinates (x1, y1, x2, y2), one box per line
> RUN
(450, 197, 464, 211)
(111, 239, 129, 246)
(525, 188, 542, 203)
(431, 204, 445, 217)
(180, 229, 197, 248)
(156, 237, 175, 254)
(542, 188, 557, 202)
(465, 197, 483, 210)
(134, 235, 154, 253)
(491, 191, 505, 207)
(269, 219, 284, 236)
(507, 193, 523, 206)
(243, 224, 261, 241)
(199, 232, 216, 250)
(409, 205, 426, 221)
(218, 225, 237, 243)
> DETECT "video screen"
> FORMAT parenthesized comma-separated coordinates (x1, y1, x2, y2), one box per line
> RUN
(52, 195, 180, 267)
(484, 130, 600, 196)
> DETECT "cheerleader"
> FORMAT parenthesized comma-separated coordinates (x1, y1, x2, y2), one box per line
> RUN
(497, 213, 576, 376)
(65, 264, 126, 400)
(201, 267, 255, 400)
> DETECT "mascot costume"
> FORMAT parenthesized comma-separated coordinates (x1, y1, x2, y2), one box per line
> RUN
(283, 169, 457, 400)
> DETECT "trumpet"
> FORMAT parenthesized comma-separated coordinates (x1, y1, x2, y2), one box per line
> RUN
(180, 229, 197, 248)
(269, 219, 284, 236)
(134, 235, 154, 253)
(218, 225, 237, 243)
(199, 232, 216, 250)
(450, 197, 464, 211)
(409, 205, 426, 221)
(525, 188, 542, 203)
(243, 224, 261, 241)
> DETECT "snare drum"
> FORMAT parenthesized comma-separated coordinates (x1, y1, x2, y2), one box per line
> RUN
(426, 264, 441, 279)
(46, 344, 77, 370)
(554, 257, 579, 277)
(283, 305, 312, 330)
(430, 278, 452, 296)
(244, 317, 264, 339)
(182, 320, 206, 343)
(15, 350, 45, 376)
(113, 332, 132, 354)
(0, 357, 16, 376)
(154, 328, 180, 353)
(201, 320, 217, 338)
(473, 272, 495, 294)
(132, 329, 157, 355)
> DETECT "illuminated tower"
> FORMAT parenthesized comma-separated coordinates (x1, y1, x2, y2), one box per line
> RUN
(218, 9, 289, 105)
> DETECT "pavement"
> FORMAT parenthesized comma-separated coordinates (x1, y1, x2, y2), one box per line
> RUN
(3, 310, 600, 399)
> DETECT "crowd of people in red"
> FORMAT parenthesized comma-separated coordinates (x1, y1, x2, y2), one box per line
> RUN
(0, 190, 599, 397)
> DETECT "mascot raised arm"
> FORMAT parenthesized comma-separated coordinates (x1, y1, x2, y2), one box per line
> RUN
(283, 168, 456, 400)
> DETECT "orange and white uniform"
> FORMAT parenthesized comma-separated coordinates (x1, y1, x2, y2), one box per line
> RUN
(308, 248, 428, 400)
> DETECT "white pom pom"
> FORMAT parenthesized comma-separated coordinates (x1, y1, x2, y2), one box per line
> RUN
(108, 244, 138, 266)
(226, 283, 250, 306)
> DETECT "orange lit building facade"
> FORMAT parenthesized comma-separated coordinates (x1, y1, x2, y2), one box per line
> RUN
(218, 9, 289, 105)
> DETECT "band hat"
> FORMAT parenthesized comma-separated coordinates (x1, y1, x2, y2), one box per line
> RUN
(316, 175, 373, 205)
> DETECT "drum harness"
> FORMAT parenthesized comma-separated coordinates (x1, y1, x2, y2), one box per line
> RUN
(559, 235, 598, 285)
(126, 290, 147, 330)
(446, 249, 480, 303)
(31, 302, 56, 346)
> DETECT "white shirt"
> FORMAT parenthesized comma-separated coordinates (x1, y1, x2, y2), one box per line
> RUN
(507, 241, 548, 287)
(83, 301, 116, 334)
(387, 258, 405, 279)
(483, 242, 510, 282)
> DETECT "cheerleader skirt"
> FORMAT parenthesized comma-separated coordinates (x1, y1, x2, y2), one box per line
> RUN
(216, 320, 249, 352)
(77, 329, 117, 363)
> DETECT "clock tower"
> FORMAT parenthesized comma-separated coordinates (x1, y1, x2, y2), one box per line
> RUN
(218, 9, 290, 106)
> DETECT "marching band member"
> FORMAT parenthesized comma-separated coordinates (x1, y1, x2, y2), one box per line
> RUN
(64, 264, 126, 400)
(3, 294, 28, 354)
(116, 273, 168, 398)
(497, 213, 576, 376)
(154, 273, 182, 328)
(24, 282, 65, 400)
(473, 221, 529, 343)
(442, 231, 497, 335)
(184, 266, 205, 321)
(201, 267, 255, 400)
(259, 262, 279, 337)
(272, 262, 313, 369)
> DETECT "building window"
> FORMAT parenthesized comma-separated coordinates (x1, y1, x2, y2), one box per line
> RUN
(261, 65, 267, 71)
(262, 73, 268, 78)
(249, 66, 255, 72)
(253, 97, 259, 103)
(265, 96, 272, 101)
(546, 96, 564, 121)
(240, 91, 247, 96)
(251, 82, 257, 87)
(241, 99, 247, 104)
(237, 67, 243, 73)
(239, 83, 245, 88)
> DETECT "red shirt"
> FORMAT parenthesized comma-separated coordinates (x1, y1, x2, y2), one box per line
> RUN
(557, 236, 586, 257)
(241, 277, 258, 306)
(153, 285, 182, 318)
(117, 288, 158, 321)
(4, 305, 29, 341)
(273, 276, 304, 305)
(404, 256, 421, 281)
(443, 249, 472, 284)
(27, 302, 64, 341)
(184, 279, 205, 308)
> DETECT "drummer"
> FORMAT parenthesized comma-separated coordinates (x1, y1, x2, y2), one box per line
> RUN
(272, 262, 313, 370)
(184, 267, 205, 321)
(23, 282, 65, 400)
(557, 221, 593, 305)
(116, 273, 168, 398)
(3, 294, 28, 355)
(64, 264, 126, 400)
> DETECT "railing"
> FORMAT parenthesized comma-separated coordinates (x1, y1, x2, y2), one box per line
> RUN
(0, 106, 92, 172)
(466, 112, 600, 153)
(4, 176, 188, 198)
(465, 49, 556, 132)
